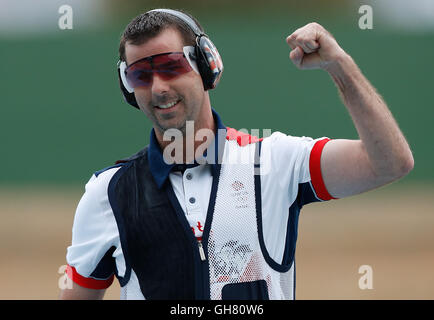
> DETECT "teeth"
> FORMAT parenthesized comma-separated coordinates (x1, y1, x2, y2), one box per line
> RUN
(158, 100, 179, 109)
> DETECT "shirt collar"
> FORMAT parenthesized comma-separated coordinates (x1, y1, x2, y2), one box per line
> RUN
(148, 108, 226, 189)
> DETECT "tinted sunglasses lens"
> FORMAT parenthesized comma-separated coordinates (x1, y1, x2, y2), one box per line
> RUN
(153, 53, 192, 80)
(128, 69, 152, 87)
(126, 61, 152, 88)
(125, 53, 192, 88)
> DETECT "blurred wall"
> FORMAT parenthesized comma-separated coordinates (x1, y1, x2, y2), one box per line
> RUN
(1, 0, 432, 186)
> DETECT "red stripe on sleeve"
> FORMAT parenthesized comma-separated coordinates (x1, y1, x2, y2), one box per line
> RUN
(66, 265, 114, 290)
(309, 138, 337, 201)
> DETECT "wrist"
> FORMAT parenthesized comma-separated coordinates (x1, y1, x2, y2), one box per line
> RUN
(323, 51, 353, 75)
(324, 52, 358, 91)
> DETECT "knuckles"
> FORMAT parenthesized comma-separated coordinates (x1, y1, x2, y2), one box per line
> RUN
(289, 22, 324, 40)
(307, 22, 322, 29)
(289, 22, 323, 39)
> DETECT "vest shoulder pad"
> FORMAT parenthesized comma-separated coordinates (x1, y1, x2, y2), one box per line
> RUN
(114, 145, 149, 164)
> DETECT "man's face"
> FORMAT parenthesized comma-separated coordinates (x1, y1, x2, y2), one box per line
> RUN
(125, 27, 205, 134)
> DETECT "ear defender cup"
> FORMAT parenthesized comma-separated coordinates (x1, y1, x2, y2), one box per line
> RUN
(117, 9, 223, 108)
(195, 35, 224, 90)
(117, 60, 139, 109)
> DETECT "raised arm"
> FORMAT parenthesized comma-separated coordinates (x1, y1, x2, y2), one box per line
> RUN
(286, 23, 414, 198)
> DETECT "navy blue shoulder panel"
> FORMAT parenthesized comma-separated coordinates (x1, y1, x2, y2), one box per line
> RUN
(94, 163, 125, 177)
(91, 152, 146, 284)
(280, 199, 301, 268)
(107, 146, 196, 298)
(93, 146, 151, 286)
(280, 181, 319, 268)
(297, 181, 321, 206)
(94, 146, 149, 178)
(89, 246, 117, 280)
(107, 161, 134, 287)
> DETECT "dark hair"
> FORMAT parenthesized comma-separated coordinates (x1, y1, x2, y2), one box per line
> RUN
(119, 9, 205, 63)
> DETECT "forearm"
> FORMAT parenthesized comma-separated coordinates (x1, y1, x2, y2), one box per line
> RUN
(326, 54, 414, 178)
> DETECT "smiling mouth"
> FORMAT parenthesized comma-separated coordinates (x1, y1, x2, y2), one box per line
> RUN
(154, 99, 182, 110)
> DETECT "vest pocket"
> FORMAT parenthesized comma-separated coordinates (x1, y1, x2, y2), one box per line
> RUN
(221, 280, 269, 300)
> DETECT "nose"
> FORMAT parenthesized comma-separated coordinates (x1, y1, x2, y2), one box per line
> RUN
(151, 72, 170, 95)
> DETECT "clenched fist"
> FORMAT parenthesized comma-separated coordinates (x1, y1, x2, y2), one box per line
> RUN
(286, 22, 348, 71)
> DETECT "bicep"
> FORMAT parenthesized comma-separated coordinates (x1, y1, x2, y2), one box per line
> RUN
(320, 139, 392, 198)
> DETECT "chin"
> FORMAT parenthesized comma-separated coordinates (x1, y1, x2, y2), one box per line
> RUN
(158, 119, 187, 134)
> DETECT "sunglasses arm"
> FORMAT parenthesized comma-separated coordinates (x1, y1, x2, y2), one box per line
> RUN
(183, 46, 200, 75)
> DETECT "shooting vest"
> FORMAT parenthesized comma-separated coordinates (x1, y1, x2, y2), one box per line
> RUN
(107, 136, 295, 300)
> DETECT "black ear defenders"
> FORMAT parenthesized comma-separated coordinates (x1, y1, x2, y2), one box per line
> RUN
(117, 8, 224, 109)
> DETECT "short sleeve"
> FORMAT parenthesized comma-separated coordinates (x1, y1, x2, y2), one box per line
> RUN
(261, 132, 336, 207)
(65, 167, 123, 289)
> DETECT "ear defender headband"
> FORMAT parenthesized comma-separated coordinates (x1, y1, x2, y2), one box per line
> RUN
(117, 9, 224, 109)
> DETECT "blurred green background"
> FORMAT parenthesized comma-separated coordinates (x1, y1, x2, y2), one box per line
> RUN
(1, 0, 433, 300)
(1, 0, 432, 185)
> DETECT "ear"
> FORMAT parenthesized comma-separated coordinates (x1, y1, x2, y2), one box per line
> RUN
(118, 60, 134, 93)
(183, 46, 200, 75)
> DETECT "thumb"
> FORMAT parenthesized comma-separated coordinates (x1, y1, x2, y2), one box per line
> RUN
(290, 46, 322, 70)
(289, 46, 304, 68)
(297, 51, 322, 70)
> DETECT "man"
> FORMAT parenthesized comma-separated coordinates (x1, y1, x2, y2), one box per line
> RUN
(60, 9, 413, 300)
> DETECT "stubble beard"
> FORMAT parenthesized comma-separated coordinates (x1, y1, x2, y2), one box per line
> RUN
(153, 100, 200, 137)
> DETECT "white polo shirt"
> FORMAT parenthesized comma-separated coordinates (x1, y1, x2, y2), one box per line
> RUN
(65, 110, 335, 296)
